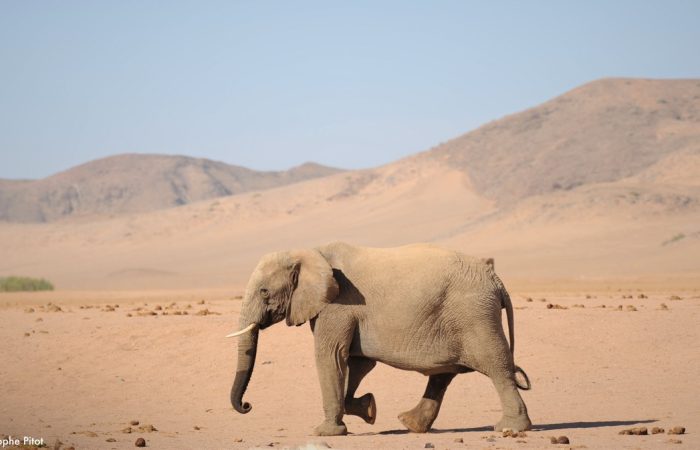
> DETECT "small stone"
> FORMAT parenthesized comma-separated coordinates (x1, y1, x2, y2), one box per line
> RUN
(556, 435, 569, 444)
(670, 295, 682, 300)
(550, 436, 558, 444)
(24, 332, 30, 337)
(659, 303, 669, 310)
(668, 426, 685, 435)
(135, 437, 146, 447)
(651, 426, 665, 434)
(453, 437, 463, 443)
(154, 305, 162, 310)
(25, 307, 35, 313)
(234, 438, 243, 442)
(502, 429, 514, 437)
(198, 299, 205, 304)
(668, 438, 683, 444)
(626, 305, 638, 311)
(36, 317, 43, 322)
(85, 431, 98, 437)
(106, 437, 116, 442)
(526, 297, 533, 302)
(127, 313, 133, 317)
(424, 443, 434, 449)
(638, 293, 648, 299)
(130, 420, 140, 426)
(122, 427, 133, 433)
(193, 426, 201, 430)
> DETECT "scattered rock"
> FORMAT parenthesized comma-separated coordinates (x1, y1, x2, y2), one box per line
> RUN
(24, 332, 30, 337)
(651, 426, 665, 434)
(195, 308, 221, 316)
(670, 295, 682, 301)
(668, 426, 685, 435)
(573, 304, 585, 308)
(626, 305, 638, 311)
(36, 317, 43, 322)
(25, 307, 35, 313)
(127, 313, 133, 317)
(638, 293, 648, 299)
(46, 304, 63, 312)
(616, 305, 623, 311)
(619, 426, 648, 435)
(122, 427, 133, 434)
(556, 436, 569, 444)
(138, 424, 157, 433)
(197, 299, 205, 304)
(154, 305, 162, 311)
(193, 426, 201, 430)
(103, 306, 115, 312)
(424, 443, 434, 449)
(539, 298, 547, 302)
(262, 360, 273, 365)
(525, 297, 533, 302)
(453, 437, 463, 443)
(106, 437, 116, 442)
(135, 437, 146, 447)
(546, 303, 567, 309)
(234, 438, 243, 442)
(659, 303, 669, 310)
(503, 430, 527, 438)
(130, 420, 140, 426)
(668, 438, 683, 444)
(550, 436, 558, 444)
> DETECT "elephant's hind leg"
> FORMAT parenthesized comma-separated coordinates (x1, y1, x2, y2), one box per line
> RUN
(344, 357, 377, 424)
(398, 373, 456, 433)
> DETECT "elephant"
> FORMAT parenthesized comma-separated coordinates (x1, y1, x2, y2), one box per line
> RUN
(227, 242, 532, 436)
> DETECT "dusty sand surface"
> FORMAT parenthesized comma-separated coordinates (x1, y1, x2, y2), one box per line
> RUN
(1, 285, 698, 449)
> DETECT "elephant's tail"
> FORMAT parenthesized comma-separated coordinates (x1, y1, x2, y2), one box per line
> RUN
(515, 366, 532, 390)
(495, 274, 515, 355)
(495, 273, 532, 391)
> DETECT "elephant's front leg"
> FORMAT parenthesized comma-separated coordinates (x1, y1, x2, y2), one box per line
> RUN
(398, 373, 456, 433)
(312, 310, 355, 436)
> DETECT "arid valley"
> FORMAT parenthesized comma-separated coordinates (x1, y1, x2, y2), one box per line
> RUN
(2, 78, 700, 449)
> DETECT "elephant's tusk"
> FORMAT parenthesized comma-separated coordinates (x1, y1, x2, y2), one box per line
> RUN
(225, 323, 258, 338)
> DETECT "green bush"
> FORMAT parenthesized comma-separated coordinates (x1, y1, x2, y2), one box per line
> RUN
(0, 276, 54, 292)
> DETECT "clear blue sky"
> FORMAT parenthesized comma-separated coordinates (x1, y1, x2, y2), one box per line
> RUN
(1, 1, 699, 179)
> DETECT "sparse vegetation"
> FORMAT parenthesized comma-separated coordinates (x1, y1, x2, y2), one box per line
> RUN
(0, 276, 54, 292)
(662, 233, 686, 246)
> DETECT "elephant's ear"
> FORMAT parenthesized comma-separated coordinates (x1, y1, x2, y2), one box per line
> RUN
(286, 249, 339, 326)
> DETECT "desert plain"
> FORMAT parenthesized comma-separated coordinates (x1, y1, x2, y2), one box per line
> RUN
(1, 78, 699, 449)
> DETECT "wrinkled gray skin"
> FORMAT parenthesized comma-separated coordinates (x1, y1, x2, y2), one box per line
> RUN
(231, 242, 532, 436)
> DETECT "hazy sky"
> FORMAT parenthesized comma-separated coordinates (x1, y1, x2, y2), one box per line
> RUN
(1, 1, 699, 179)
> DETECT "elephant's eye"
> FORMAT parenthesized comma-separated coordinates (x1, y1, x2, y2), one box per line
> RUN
(260, 288, 270, 299)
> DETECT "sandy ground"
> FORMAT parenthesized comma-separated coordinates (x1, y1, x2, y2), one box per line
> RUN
(1, 285, 698, 450)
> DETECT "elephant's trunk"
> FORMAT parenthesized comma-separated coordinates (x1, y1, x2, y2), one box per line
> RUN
(230, 326, 259, 414)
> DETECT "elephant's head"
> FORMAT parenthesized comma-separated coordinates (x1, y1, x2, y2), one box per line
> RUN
(227, 249, 339, 414)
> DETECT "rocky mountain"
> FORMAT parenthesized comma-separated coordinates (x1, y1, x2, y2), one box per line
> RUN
(423, 78, 700, 204)
(0, 154, 342, 222)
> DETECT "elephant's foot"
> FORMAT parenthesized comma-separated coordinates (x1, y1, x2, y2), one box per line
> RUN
(494, 414, 532, 432)
(345, 393, 376, 424)
(313, 420, 348, 436)
(398, 398, 439, 433)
